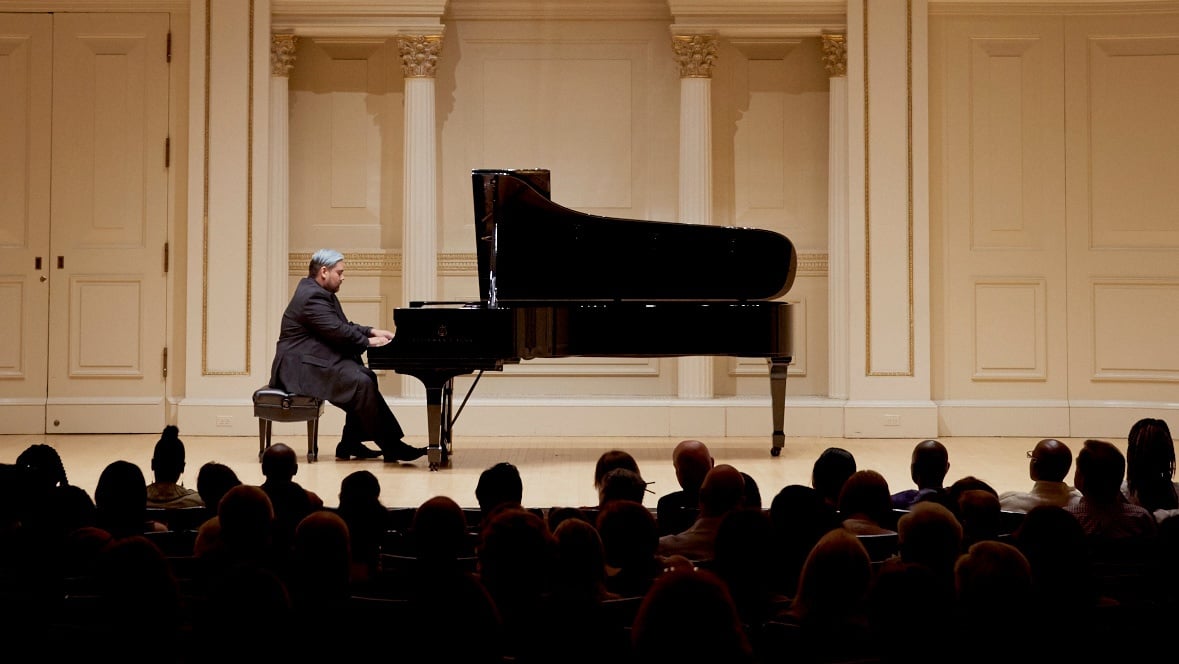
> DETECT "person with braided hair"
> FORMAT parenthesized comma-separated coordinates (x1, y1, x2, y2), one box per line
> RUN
(15, 443, 95, 538)
(146, 425, 204, 509)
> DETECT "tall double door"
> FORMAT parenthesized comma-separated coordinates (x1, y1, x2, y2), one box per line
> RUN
(0, 12, 170, 433)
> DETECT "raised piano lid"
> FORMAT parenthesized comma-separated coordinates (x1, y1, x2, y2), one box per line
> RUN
(472, 168, 797, 304)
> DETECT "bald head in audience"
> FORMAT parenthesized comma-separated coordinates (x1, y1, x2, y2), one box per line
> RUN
(1029, 438, 1072, 482)
(673, 440, 714, 494)
(699, 464, 746, 517)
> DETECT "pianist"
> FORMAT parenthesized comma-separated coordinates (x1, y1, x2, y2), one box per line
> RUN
(269, 248, 427, 463)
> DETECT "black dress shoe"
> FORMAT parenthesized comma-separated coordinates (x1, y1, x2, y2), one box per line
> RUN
(335, 442, 382, 460)
(384, 445, 428, 463)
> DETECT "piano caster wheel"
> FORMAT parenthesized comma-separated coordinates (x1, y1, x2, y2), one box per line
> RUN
(429, 462, 439, 472)
(770, 447, 781, 457)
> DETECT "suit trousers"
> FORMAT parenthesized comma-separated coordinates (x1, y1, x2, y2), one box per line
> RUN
(337, 365, 405, 451)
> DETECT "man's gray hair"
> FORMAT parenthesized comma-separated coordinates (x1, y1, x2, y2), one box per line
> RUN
(308, 248, 345, 277)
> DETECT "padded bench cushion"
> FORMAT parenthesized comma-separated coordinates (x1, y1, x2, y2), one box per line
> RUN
(253, 387, 324, 422)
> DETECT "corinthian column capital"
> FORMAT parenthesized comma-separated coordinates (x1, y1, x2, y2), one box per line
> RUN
(672, 34, 718, 79)
(270, 34, 298, 78)
(820, 33, 847, 78)
(397, 34, 443, 79)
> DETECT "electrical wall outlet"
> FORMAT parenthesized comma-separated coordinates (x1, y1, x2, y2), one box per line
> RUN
(883, 414, 900, 426)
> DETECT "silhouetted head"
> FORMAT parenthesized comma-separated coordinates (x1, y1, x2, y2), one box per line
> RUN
(598, 467, 650, 506)
(261, 443, 298, 482)
(812, 447, 857, 506)
(412, 495, 469, 561)
(1028, 438, 1072, 482)
(910, 439, 950, 489)
(94, 460, 149, 537)
(699, 464, 746, 517)
(1073, 439, 1126, 502)
(597, 499, 658, 571)
(16, 444, 69, 488)
(838, 470, 893, 526)
(1126, 418, 1177, 511)
(593, 450, 641, 490)
(631, 567, 753, 663)
(671, 440, 714, 494)
(197, 462, 241, 512)
(475, 462, 523, 518)
(790, 528, 872, 621)
(151, 425, 186, 483)
(339, 469, 382, 506)
(897, 501, 963, 577)
(217, 484, 274, 557)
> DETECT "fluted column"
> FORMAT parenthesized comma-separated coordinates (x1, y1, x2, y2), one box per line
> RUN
(822, 33, 850, 401)
(268, 33, 297, 346)
(397, 33, 443, 399)
(672, 33, 717, 400)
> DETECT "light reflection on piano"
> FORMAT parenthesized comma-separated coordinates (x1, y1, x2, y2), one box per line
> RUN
(368, 169, 796, 470)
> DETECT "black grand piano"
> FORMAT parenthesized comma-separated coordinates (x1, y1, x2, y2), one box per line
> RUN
(368, 168, 797, 470)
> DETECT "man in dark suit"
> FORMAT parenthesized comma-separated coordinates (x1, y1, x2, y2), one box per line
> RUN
(270, 248, 426, 463)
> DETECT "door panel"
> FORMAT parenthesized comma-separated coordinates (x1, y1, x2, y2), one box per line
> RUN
(0, 13, 52, 433)
(1064, 14, 1179, 404)
(930, 15, 1069, 402)
(46, 13, 169, 433)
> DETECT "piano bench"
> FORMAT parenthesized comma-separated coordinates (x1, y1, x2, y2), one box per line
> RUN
(252, 387, 325, 463)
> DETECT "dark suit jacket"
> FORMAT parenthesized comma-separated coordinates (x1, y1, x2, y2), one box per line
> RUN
(269, 277, 373, 405)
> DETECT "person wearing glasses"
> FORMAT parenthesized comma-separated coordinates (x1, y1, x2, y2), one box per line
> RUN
(998, 438, 1081, 513)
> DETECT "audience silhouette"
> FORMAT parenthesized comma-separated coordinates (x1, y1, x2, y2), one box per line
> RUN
(631, 567, 754, 664)
(890, 439, 950, 509)
(259, 442, 324, 562)
(1124, 417, 1179, 521)
(335, 469, 386, 587)
(146, 425, 203, 509)
(475, 461, 524, 528)
(998, 438, 1081, 512)
(812, 446, 856, 510)
(768, 484, 839, 598)
(838, 469, 896, 535)
(93, 460, 166, 538)
(656, 439, 714, 536)
(657, 464, 746, 562)
(13, 426, 1179, 663)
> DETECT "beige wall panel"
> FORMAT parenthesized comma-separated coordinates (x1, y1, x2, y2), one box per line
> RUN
(483, 59, 633, 208)
(1091, 281, 1179, 381)
(866, 1, 916, 376)
(0, 14, 50, 423)
(1066, 12, 1179, 404)
(71, 279, 141, 376)
(1087, 37, 1179, 249)
(723, 38, 829, 249)
(970, 37, 1044, 250)
(972, 279, 1045, 380)
(288, 38, 401, 252)
(930, 14, 1068, 403)
(439, 20, 679, 254)
(204, 4, 251, 374)
(0, 282, 23, 376)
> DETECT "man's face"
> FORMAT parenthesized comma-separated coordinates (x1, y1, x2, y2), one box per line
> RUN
(317, 261, 345, 293)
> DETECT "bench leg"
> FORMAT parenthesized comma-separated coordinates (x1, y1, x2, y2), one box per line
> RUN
(258, 418, 271, 459)
(306, 418, 319, 463)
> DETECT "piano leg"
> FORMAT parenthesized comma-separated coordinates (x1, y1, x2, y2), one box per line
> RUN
(768, 357, 790, 457)
(421, 376, 454, 471)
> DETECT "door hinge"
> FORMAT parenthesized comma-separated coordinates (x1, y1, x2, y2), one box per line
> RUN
(165, 136, 170, 168)
(162, 347, 168, 379)
(166, 32, 172, 63)
(164, 242, 169, 273)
